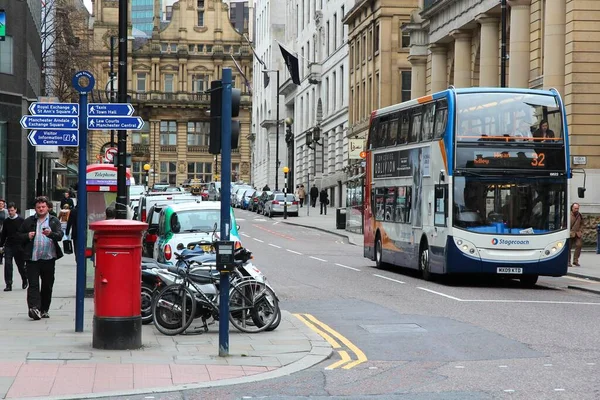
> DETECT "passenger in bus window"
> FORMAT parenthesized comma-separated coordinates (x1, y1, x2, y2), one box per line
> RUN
(514, 121, 533, 141)
(533, 119, 555, 142)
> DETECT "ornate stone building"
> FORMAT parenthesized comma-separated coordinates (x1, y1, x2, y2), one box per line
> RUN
(89, 0, 253, 186)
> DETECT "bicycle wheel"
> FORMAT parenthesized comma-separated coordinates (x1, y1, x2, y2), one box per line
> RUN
(229, 280, 278, 333)
(141, 282, 155, 325)
(152, 284, 196, 336)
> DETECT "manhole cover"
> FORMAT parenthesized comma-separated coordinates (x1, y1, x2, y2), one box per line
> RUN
(360, 324, 427, 333)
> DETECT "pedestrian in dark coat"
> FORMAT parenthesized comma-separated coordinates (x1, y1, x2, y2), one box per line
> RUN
(0, 203, 27, 291)
(66, 205, 77, 251)
(18, 196, 64, 320)
(319, 188, 329, 215)
(310, 184, 319, 208)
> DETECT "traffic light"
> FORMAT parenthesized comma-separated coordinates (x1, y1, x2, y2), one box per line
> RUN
(210, 81, 241, 154)
(209, 80, 222, 155)
(231, 88, 241, 150)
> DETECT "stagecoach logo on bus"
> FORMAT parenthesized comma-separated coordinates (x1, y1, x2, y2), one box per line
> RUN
(491, 238, 531, 246)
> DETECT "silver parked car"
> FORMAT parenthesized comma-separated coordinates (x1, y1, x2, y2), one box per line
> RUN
(263, 192, 299, 217)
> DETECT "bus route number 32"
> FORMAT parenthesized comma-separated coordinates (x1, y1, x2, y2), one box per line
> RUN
(530, 152, 545, 167)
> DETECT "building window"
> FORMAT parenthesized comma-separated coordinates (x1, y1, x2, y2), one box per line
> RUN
(164, 73, 174, 92)
(341, 6, 345, 36)
(187, 121, 209, 146)
(368, 28, 373, 58)
(340, 66, 344, 105)
(192, 74, 208, 93)
(401, 30, 411, 49)
(132, 161, 144, 186)
(232, 163, 240, 181)
(187, 162, 212, 182)
(355, 41, 360, 67)
(362, 34, 366, 62)
(170, 43, 177, 52)
(401, 71, 412, 102)
(374, 24, 380, 55)
(160, 120, 177, 145)
(198, 11, 204, 26)
(197, 0, 205, 8)
(137, 73, 147, 92)
(325, 77, 329, 115)
(132, 121, 150, 144)
(332, 71, 337, 110)
(0, 37, 13, 74)
(326, 21, 330, 56)
(159, 161, 177, 185)
(350, 44, 354, 70)
(333, 14, 337, 49)
(166, 6, 173, 20)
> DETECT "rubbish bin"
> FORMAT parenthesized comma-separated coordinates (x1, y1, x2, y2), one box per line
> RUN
(336, 208, 347, 229)
(89, 219, 148, 350)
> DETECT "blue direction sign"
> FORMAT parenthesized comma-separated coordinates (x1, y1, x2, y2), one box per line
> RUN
(29, 103, 79, 116)
(20, 115, 78, 130)
(27, 130, 78, 147)
(87, 116, 144, 130)
(88, 103, 134, 117)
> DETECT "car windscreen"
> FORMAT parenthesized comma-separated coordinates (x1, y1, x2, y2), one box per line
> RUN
(274, 194, 296, 201)
(171, 209, 221, 233)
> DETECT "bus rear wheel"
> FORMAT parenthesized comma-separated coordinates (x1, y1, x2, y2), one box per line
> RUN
(420, 242, 433, 281)
(520, 275, 538, 288)
(375, 235, 385, 269)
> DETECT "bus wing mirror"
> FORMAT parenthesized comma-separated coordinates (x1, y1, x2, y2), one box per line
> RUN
(578, 187, 586, 198)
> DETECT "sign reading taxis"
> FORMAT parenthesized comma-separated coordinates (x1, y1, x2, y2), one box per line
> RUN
(349, 139, 366, 159)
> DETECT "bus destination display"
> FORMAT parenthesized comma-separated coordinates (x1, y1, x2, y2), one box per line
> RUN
(455, 146, 566, 171)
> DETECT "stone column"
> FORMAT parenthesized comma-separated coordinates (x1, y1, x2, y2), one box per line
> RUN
(477, 15, 500, 87)
(543, 0, 565, 96)
(408, 55, 427, 98)
(508, 0, 531, 88)
(452, 30, 472, 88)
(430, 44, 448, 93)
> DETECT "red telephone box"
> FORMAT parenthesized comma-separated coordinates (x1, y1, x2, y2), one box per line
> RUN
(89, 219, 147, 350)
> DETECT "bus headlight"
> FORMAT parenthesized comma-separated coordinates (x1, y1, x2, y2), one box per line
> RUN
(454, 238, 480, 258)
(541, 240, 565, 258)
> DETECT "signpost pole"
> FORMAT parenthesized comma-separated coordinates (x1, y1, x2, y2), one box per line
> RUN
(116, 0, 128, 219)
(71, 71, 95, 333)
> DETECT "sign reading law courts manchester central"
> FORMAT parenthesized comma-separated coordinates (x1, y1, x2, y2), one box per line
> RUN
(373, 148, 431, 179)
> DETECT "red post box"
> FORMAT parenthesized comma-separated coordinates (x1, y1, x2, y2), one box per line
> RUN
(89, 220, 148, 350)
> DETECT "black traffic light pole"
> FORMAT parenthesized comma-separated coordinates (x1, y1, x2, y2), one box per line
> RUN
(116, 0, 128, 219)
(275, 71, 280, 191)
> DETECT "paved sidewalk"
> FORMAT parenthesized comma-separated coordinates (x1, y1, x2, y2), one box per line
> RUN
(275, 205, 363, 246)
(0, 254, 331, 399)
(564, 251, 600, 294)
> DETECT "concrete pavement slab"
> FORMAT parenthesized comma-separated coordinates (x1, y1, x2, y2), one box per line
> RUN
(0, 253, 332, 399)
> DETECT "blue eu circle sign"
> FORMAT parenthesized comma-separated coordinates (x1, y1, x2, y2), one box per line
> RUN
(72, 71, 95, 93)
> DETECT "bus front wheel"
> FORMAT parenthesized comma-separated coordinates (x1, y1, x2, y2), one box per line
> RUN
(420, 242, 433, 281)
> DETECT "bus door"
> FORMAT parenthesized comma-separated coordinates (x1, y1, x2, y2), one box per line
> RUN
(432, 184, 449, 272)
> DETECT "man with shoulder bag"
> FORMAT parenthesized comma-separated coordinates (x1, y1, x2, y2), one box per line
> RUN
(19, 196, 64, 320)
(569, 203, 583, 268)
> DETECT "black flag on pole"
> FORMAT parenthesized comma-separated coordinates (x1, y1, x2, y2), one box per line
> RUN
(278, 43, 300, 85)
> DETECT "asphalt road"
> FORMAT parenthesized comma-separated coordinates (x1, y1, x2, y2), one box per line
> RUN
(118, 209, 600, 400)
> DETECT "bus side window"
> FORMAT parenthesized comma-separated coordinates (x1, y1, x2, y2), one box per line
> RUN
(398, 111, 410, 144)
(388, 117, 399, 146)
(369, 118, 380, 149)
(434, 101, 448, 139)
(410, 113, 422, 143)
(380, 119, 389, 147)
(422, 103, 435, 141)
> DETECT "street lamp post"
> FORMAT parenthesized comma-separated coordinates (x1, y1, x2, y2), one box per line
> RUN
(283, 166, 289, 219)
(143, 163, 151, 192)
(263, 69, 281, 190)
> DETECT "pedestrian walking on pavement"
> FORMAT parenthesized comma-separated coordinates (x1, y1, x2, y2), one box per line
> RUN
(319, 188, 329, 215)
(569, 202, 583, 267)
(263, 184, 271, 191)
(66, 205, 77, 251)
(297, 185, 306, 207)
(19, 196, 64, 320)
(0, 203, 27, 291)
(310, 184, 319, 208)
(0, 199, 8, 265)
(60, 191, 75, 210)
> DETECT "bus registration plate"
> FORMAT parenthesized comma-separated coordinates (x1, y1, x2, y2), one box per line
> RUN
(497, 267, 523, 274)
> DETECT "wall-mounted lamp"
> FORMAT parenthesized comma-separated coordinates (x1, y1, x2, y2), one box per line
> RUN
(307, 125, 322, 150)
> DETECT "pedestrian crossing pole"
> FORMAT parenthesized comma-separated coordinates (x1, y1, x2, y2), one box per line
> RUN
(218, 68, 233, 357)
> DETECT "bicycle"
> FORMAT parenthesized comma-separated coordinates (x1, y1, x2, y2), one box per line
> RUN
(152, 244, 279, 336)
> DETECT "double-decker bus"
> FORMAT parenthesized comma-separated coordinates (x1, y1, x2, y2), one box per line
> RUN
(364, 87, 579, 286)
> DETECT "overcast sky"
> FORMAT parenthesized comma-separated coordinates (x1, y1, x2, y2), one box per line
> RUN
(83, 0, 92, 13)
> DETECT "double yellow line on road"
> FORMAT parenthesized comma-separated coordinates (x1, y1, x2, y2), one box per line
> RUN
(294, 313, 367, 370)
